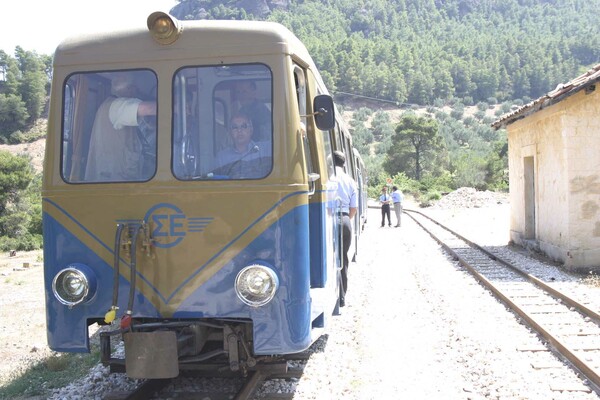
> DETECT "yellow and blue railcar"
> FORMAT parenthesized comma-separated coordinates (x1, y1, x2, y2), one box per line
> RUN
(43, 12, 363, 378)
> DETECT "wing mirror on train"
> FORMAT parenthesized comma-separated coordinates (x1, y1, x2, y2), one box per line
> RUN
(313, 95, 335, 130)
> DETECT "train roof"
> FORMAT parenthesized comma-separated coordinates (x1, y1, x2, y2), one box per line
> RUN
(53, 14, 313, 69)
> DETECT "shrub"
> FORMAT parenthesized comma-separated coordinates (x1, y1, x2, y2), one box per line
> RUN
(476, 102, 489, 111)
(0, 233, 42, 251)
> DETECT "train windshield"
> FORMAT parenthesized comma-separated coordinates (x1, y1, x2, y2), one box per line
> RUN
(59, 64, 273, 183)
(172, 63, 273, 180)
(61, 69, 158, 183)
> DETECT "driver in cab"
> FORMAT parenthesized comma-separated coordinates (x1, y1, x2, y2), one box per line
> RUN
(212, 113, 271, 179)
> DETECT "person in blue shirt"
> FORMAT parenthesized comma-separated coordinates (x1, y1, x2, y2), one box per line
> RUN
(213, 113, 271, 179)
(391, 185, 404, 227)
(380, 186, 392, 227)
(333, 150, 358, 307)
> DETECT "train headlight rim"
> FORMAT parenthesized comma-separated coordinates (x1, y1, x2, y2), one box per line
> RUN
(52, 266, 93, 307)
(235, 264, 279, 307)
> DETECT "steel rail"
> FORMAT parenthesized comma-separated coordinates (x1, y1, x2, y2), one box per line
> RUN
(405, 208, 600, 324)
(405, 209, 600, 393)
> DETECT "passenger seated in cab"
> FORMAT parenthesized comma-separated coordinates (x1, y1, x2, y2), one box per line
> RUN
(211, 113, 271, 179)
(234, 80, 271, 142)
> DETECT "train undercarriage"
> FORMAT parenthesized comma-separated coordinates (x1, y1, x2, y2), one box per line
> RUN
(100, 318, 263, 379)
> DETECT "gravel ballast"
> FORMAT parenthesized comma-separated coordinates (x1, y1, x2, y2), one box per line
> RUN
(4, 189, 600, 399)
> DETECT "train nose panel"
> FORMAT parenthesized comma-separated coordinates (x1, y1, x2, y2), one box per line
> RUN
(124, 331, 179, 379)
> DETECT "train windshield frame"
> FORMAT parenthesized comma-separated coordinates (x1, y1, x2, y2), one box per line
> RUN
(172, 63, 273, 180)
(61, 69, 158, 183)
(59, 63, 273, 184)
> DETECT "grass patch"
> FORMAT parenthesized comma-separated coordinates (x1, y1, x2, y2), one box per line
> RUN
(0, 351, 100, 399)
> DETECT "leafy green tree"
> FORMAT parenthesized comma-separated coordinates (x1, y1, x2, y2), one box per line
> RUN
(376, 133, 392, 155)
(0, 51, 20, 96)
(0, 151, 39, 250)
(0, 94, 29, 141)
(22, 174, 42, 235)
(371, 111, 394, 141)
(407, 66, 435, 104)
(385, 114, 442, 180)
(485, 137, 509, 190)
(0, 151, 33, 216)
(0, 49, 47, 139)
(451, 151, 488, 189)
(432, 63, 455, 100)
(14, 47, 47, 123)
(353, 107, 372, 122)
(350, 124, 372, 157)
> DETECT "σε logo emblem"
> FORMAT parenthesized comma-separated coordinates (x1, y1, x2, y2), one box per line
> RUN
(142, 203, 212, 248)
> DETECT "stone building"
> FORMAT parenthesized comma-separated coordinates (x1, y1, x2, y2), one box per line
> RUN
(492, 64, 600, 272)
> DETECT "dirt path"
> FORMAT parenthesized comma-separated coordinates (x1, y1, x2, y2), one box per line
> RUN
(0, 250, 50, 384)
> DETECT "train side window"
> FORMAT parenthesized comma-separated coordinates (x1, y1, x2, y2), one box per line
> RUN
(342, 135, 355, 179)
(322, 125, 335, 179)
(61, 69, 157, 183)
(172, 63, 273, 180)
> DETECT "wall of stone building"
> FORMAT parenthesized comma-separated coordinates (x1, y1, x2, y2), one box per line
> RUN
(563, 88, 600, 270)
(508, 107, 569, 263)
(507, 88, 600, 271)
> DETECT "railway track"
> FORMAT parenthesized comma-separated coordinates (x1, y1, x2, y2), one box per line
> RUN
(405, 208, 600, 394)
(104, 353, 308, 399)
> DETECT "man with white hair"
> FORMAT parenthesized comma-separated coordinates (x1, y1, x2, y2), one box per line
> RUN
(107, 72, 157, 129)
(391, 185, 404, 227)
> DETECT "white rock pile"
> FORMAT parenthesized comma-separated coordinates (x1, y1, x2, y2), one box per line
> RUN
(430, 187, 508, 209)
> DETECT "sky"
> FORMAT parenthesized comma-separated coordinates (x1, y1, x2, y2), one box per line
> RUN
(1, 0, 178, 56)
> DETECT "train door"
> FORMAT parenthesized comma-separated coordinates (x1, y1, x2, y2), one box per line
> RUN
(293, 64, 335, 292)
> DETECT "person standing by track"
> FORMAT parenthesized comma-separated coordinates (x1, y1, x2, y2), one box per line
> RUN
(380, 186, 392, 227)
(391, 185, 404, 227)
(333, 151, 357, 307)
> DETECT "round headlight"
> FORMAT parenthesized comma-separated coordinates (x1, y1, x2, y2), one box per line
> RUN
(235, 265, 279, 307)
(52, 266, 94, 306)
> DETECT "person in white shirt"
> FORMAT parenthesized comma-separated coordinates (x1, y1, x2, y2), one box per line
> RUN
(333, 150, 357, 307)
(391, 185, 404, 227)
(85, 72, 157, 181)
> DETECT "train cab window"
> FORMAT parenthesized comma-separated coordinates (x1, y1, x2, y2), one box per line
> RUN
(61, 70, 157, 183)
(293, 65, 317, 193)
(172, 63, 273, 180)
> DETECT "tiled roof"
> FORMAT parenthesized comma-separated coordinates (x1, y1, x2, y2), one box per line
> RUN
(491, 63, 600, 129)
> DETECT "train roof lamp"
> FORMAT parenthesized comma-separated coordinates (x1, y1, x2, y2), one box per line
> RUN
(147, 11, 182, 45)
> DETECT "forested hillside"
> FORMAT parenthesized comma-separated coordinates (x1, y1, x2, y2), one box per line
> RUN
(171, 0, 600, 106)
(0, 0, 599, 250)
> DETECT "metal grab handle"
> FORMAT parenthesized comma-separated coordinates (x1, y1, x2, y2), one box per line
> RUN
(126, 223, 144, 315)
(335, 197, 344, 271)
(105, 223, 125, 324)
